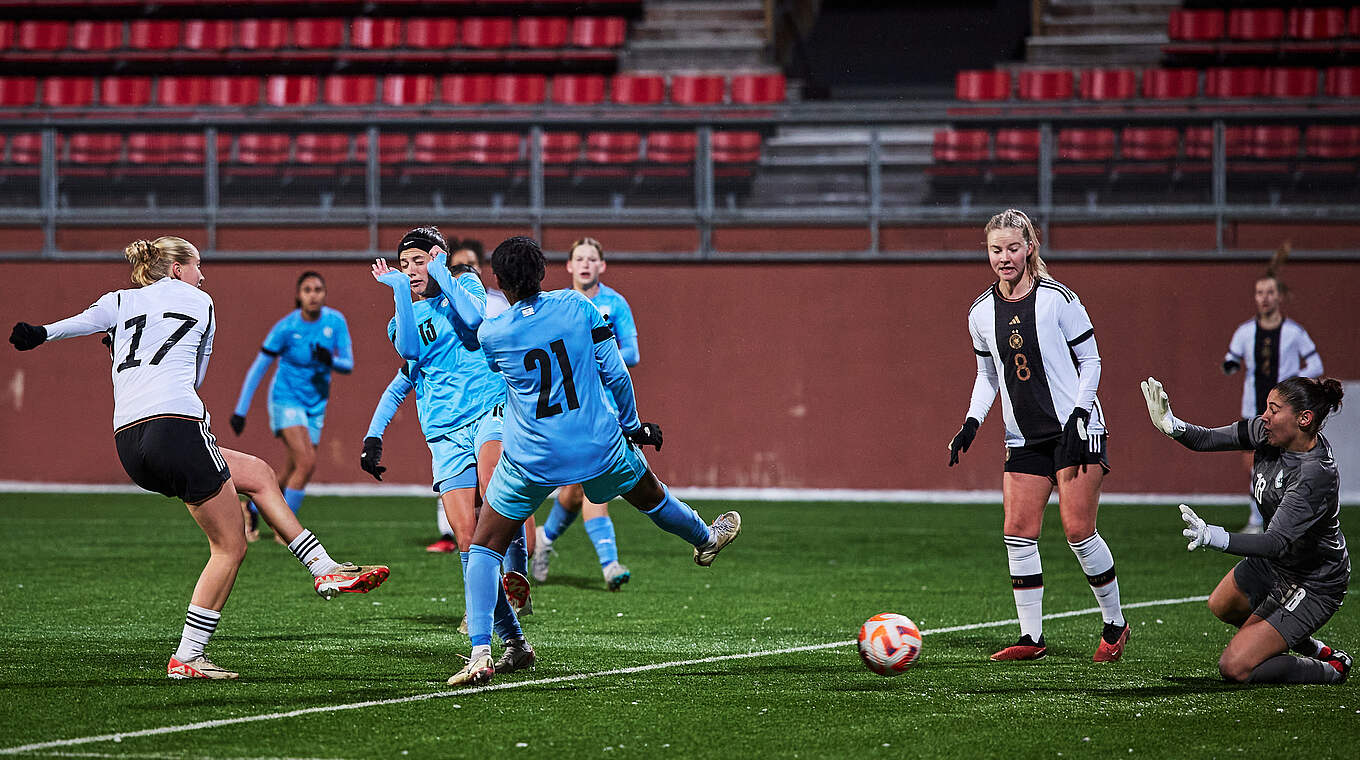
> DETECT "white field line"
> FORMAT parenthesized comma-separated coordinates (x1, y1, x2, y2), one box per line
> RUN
(0, 594, 1209, 757)
(24, 754, 343, 760)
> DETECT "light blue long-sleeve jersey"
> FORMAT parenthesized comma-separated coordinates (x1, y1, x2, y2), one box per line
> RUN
(478, 289, 641, 485)
(589, 283, 639, 366)
(386, 272, 505, 440)
(365, 369, 413, 439)
(234, 306, 353, 415)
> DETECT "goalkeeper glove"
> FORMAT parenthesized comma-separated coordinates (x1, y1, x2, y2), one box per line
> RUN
(9, 322, 46, 351)
(229, 414, 246, 436)
(312, 344, 333, 367)
(360, 436, 386, 481)
(626, 422, 663, 451)
(1222, 359, 1241, 375)
(1180, 504, 1228, 551)
(947, 417, 980, 467)
(1140, 377, 1186, 438)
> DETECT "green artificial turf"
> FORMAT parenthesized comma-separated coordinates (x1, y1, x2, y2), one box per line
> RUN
(0, 493, 1356, 758)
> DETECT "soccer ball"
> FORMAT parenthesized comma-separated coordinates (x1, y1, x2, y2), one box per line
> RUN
(857, 613, 922, 676)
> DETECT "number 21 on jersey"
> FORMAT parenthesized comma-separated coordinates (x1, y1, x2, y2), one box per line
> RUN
(524, 339, 579, 418)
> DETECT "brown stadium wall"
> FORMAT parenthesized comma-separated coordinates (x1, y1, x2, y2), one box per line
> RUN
(3, 255, 1358, 497)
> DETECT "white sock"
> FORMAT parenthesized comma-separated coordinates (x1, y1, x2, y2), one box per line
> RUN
(1069, 531, 1125, 627)
(288, 529, 340, 577)
(174, 603, 220, 661)
(1005, 535, 1044, 641)
(436, 498, 453, 537)
(471, 644, 492, 661)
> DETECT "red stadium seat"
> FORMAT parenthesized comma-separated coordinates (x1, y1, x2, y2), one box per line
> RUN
(995, 129, 1039, 162)
(1183, 127, 1252, 159)
(1325, 67, 1360, 97)
(1248, 126, 1300, 159)
(1119, 128, 1179, 161)
(730, 73, 786, 104)
(551, 75, 605, 105)
(516, 17, 568, 48)
(492, 75, 545, 105)
(1262, 67, 1318, 98)
(127, 133, 205, 164)
(469, 132, 521, 163)
(1204, 67, 1263, 98)
(182, 20, 233, 51)
(157, 76, 209, 107)
(955, 70, 1011, 101)
(265, 75, 318, 107)
(1305, 126, 1360, 158)
(0, 76, 37, 106)
(1228, 8, 1285, 41)
(571, 16, 626, 48)
(1058, 129, 1114, 161)
(208, 76, 261, 107)
(295, 133, 350, 164)
(441, 75, 494, 105)
(932, 130, 989, 162)
(1141, 68, 1199, 99)
(461, 17, 512, 48)
(351, 18, 400, 49)
(323, 75, 376, 106)
(18, 21, 68, 52)
(413, 132, 470, 163)
(406, 18, 457, 49)
(66, 133, 122, 164)
(71, 21, 123, 51)
(1167, 9, 1225, 41)
(585, 132, 640, 163)
(1018, 70, 1074, 101)
(355, 132, 410, 163)
(1352, 9, 1360, 38)
(647, 131, 696, 163)
(1288, 8, 1345, 40)
(0, 21, 12, 51)
(238, 19, 288, 51)
(383, 75, 435, 106)
(671, 74, 725, 105)
(293, 19, 344, 49)
(100, 76, 152, 107)
(43, 77, 94, 107)
(1078, 69, 1135, 100)
(235, 133, 290, 164)
(6, 133, 41, 165)
(713, 131, 762, 163)
(540, 132, 581, 163)
(611, 73, 665, 105)
(128, 20, 180, 51)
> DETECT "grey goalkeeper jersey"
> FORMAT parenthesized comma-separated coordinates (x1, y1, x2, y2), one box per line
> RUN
(1178, 417, 1349, 595)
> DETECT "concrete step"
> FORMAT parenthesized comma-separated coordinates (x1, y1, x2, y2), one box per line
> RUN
(644, 3, 765, 25)
(631, 25, 767, 43)
(1026, 33, 1167, 66)
(1045, 0, 1178, 19)
(623, 46, 768, 70)
(1040, 15, 1169, 37)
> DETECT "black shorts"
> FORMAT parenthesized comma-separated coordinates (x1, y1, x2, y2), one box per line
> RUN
(114, 415, 230, 505)
(1233, 557, 1343, 648)
(1004, 436, 1110, 480)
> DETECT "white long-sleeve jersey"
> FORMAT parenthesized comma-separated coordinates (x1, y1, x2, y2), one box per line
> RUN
(966, 277, 1106, 448)
(43, 277, 216, 430)
(1225, 317, 1323, 419)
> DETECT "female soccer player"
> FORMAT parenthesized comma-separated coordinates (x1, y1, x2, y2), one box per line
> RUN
(533, 237, 641, 591)
(1222, 244, 1324, 532)
(946, 209, 1129, 663)
(1141, 375, 1350, 684)
(8, 236, 388, 680)
(230, 271, 353, 530)
(368, 226, 533, 669)
(447, 236, 740, 686)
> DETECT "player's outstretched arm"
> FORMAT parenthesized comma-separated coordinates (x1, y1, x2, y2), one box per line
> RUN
(13, 292, 120, 350)
(372, 258, 421, 359)
(1142, 377, 1252, 452)
(231, 351, 276, 434)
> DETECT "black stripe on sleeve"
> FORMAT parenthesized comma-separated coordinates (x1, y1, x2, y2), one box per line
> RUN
(973, 347, 990, 357)
(1235, 419, 1252, 449)
(1066, 328, 1094, 347)
(260, 346, 280, 357)
(591, 325, 614, 343)
(1302, 349, 1318, 360)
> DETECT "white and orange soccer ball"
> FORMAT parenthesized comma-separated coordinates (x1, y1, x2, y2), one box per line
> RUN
(857, 613, 922, 676)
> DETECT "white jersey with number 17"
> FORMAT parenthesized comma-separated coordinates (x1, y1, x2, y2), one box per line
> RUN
(43, 277, 216, 430)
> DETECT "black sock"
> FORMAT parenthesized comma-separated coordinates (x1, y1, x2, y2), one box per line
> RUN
(1247, 654, 1342, 685)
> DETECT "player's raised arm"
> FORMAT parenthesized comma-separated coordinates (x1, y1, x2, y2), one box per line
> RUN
(1141, 376, 1253, 452)
(426, 250, 486, 331)
(372, 257, 420, 359)
(11, 291, 121, 351)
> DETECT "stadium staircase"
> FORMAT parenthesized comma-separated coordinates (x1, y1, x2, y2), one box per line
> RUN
(625, 0, 769, 70)
(1027, 0, 1178, 66)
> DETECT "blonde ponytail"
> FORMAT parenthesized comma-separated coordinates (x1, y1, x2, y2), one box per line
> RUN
(984, 209, 1048, 280)
(124, 236, 199, 286)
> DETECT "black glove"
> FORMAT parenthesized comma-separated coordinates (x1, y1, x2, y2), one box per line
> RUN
(9, 322, 46, 351)
(947, 417, 980, 467)
(229, 414, 246, 436)
(101, 330, 113, 355)
(448, 263, 477, 277)
(626, 422, 663, 451)
(360, 436, 386, 481)
(312, 344, 333, 367)
(1222, 359, 1241, 375)
(1062, 407, 1093, 472)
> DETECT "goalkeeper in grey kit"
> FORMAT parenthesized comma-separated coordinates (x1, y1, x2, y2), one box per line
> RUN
(1142, 375, 1350, 685)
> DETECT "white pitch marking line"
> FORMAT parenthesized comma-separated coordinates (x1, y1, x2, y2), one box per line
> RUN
(0, 595, 1209, 757)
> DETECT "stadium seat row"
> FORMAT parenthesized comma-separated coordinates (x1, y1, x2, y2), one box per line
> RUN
(0, 130, 764, 167)
(0, 0, 638, 10)
(955, 66, 1360, 101)
(933, 126, 1360, 163)
(0, 17, 627, 52)
(0, 73, 786, 108)
(1168, 7, 1360, 43)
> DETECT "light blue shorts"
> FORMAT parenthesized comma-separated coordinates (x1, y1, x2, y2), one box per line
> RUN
(269, 401, 326, 446)
(428, 408, 504, 494)
(487, 438, 649, 522)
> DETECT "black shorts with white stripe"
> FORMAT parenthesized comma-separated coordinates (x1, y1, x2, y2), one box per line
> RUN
(1005, 436, 1110, 480)
(114, 415, 230, 505)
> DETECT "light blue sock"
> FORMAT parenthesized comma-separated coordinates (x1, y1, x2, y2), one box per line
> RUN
(542, 498, 579, 542)
(283, 487, 305, 515)
(247, 501, 259, 515)
(502, 524, 528, 576)
(584, 516, 619, 568)
(460, 551, 469, 577)
(645, 486, 712, 547)
(465, 546, 503, 649)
